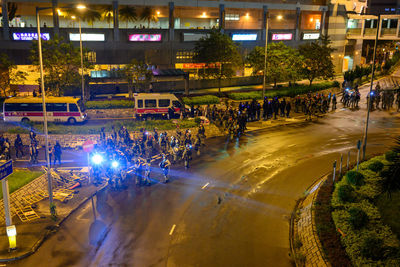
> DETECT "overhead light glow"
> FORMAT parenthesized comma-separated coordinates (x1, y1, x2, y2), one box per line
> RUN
(201, 12, 207, 18)
(71, 15, 76, 19)
(76, 4, 86, 10)
(277, 15, 283, 20)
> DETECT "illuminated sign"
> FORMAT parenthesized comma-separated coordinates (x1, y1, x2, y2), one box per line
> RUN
(12, 32, 50, 41)
(232, 34, 257, 41)
(69, 33, 105, 41)
(183, 33, 208, 42)
(271, 33, 293, 41)
(129, 34, 162, 42)
(303, 33, 320, 40)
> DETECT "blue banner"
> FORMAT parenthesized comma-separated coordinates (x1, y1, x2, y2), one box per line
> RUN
(0, 161, 13, 181)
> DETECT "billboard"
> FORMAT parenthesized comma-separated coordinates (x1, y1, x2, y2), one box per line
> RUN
(69, 33, 105, 41)
(271, 33, 293, 41)
(232, 34, 257, 41)
(129, 34, 162, 42)
(12, 32, 50, 41)
(183, 33, 208, 42)
(303, 33, 320, 40)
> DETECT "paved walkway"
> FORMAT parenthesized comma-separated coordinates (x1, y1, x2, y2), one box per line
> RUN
(292, 176, 330, 267)
(0, 169, 106, 262)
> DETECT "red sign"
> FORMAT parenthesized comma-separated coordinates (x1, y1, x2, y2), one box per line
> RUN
(182, 63, 221, 69)
(83, 140, 95, 153)
(272, 33, 293, 41)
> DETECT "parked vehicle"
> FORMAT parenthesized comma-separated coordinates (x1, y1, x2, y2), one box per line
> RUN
(133, 93, 184, 120)
(3, 96, 87, 124)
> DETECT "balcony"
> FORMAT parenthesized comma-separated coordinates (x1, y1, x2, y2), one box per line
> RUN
(381, 28, 397, 36)
(364, 28, 377, 36)
(347, 28, 362, 36)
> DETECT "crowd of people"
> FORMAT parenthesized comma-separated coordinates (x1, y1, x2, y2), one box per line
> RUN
(90, 123, 206, 186)
(2, 82, 400, 187)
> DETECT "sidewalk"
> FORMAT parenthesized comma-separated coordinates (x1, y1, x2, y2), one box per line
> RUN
(0, 177, 106, 262)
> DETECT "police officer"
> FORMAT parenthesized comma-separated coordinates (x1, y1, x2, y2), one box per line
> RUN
(53, 141, 62, 166)
(159, 154, 171, 183)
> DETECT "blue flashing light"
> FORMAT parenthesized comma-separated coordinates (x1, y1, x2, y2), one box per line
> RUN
(92, 154, 104, 165)
(111, 161, 119, 168)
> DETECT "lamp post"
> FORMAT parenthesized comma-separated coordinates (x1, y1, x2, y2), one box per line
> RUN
(72, 15, 85, 102)
(35, 4, 86, 217)
(36, 6, 54, 215)
(362, 15, 381, 160)
(262, 13, 269, 99)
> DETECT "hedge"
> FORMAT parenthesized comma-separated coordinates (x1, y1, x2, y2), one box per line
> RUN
(3, 119, 198, 135)
(85, 100, 135, 109)
(331, 155, 400, 266)
(227, 81, 340, 101)
(182, 95, 220, 106)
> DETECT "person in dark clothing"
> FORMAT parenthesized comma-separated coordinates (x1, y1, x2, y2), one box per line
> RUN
(273, 99, 279, 119)
(286, 100, 291, 118)
(280, 99, 286, 117)
(256, 102, 261, 121)
(168, 106, 175, 119)
(53, 141, 62, 166)
(190, 104, 195, 117)
(14, 134, 24, 158)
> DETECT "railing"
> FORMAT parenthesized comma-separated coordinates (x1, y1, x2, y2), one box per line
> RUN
(347, 28, 362, 36)
(381, 28, 397, 36)
(364, 28, 377, 36)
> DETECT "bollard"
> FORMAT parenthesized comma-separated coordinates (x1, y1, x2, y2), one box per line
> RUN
(347, 151, 350, 171)
(333, 160, 337, 183)
(339, 154, 343, 177)
(357, 140, 361, 171)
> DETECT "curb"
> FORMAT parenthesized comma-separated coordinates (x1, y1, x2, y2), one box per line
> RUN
(289, 171, 330, 267)
(0, 183, 108, 263)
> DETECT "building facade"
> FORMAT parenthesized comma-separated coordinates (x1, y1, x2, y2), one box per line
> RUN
(0, 0, 368, 76)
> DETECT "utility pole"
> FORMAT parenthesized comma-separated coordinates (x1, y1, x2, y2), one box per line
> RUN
(262, 13, 269, 99)
(362, 15, 380, 160)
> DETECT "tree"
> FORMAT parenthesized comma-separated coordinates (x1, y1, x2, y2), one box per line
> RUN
(124, 59, 153, 98)
(119, 6, 137, 28)
(298, 35, 335, 86)
(100, 5, 113, 28)
(30, 35, 92, 96)
(140, 6, 158, 28)
(69, 7, 101, 28)
(0, 53, 26, 97)
(380, 137, 400, 199)
(246, 43, 303, 87)
(193, 30, 242, 94)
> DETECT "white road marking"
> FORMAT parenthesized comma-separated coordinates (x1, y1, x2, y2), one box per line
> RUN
(201, 182, 210, 189)
(169, 224, 176, 235)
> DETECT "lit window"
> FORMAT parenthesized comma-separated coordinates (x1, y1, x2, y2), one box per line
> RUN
(225, 14, 240, 21)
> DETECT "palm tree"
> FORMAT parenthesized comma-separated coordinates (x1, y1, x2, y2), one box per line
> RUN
(140, 6, 158, 28)
(69, 7, 101, 28)
(100, 5, 113, 28)
(119, 6, 137, 28)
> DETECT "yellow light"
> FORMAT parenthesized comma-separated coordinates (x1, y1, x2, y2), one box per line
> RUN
(246, 13, 249, 17)
(310, 18, 313, 22)
(6, 225, 16, 250)
(71, 15, 76, 19)
(201, 12, 207, 18)
(76, 4, 86, 10)
(57, 9, 62, 16)
(277, 15, 283, 20)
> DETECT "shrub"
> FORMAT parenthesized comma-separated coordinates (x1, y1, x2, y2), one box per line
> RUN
(346, 170, 365, 186)
(360, 235, 385, 261)
(86, 100, 135, 109)
(368, 160, 384, 173)
(338, 184, 355, 203)
(182, 95, 220, 105)
(385, 150, 398, 162)
(347, 207, 368, 230)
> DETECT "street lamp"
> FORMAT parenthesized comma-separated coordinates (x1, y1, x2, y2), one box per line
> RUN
(362, 14, 381, 160)
(35, 3, 86, 216)
(71, 14, 86, 102)
(262, 13, 269, 99)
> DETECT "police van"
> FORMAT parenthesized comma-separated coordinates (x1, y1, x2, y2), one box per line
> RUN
(133, 93, 184, 119)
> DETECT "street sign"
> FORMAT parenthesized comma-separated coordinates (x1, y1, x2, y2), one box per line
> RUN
(83, 140, 95, 153)
(0, 161, 13, 181)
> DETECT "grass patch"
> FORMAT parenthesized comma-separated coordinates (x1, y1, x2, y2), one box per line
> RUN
(376, 191, 400, 240)
(2, 119, 198, 135)
(0, 170, 43, 199)
(228, 81, 339, 100)
(182, 95, 220, 106)
(86, 100, 135, 109)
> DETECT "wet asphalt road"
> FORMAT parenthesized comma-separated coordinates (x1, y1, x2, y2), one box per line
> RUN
(9, 85, 400, 267)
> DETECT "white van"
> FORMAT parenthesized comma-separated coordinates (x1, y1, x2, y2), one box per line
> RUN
(133, 93, 184, 119)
